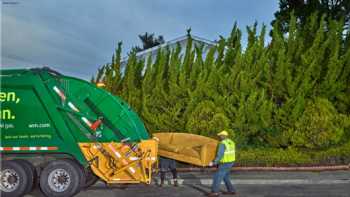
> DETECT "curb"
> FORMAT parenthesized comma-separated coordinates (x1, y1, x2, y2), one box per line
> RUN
(177, 165, 350, 172)
(194, 179, 350, 185)
(95, 178, 350, 187)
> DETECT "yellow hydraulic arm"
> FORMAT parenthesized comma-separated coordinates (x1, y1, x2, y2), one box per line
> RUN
(79, 139, 158, 184)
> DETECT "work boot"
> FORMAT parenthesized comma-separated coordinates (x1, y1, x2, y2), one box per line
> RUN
(222, 191, 236, 195)
(206, 192, 220, 197)
(159, 180, 164, 187)
(173, 179, 179, 187)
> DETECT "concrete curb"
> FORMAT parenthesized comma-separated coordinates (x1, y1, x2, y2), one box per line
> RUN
(177, 165, 350, 172)
(95, 178, 350, 187)
(153, 175, 350, 185)
(194, 179, 350, 185)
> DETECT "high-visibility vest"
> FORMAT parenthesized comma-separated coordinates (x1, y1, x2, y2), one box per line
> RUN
(220, 139, 235, 163)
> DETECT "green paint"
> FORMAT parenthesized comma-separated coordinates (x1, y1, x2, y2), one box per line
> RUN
(0, 68, 149, 166)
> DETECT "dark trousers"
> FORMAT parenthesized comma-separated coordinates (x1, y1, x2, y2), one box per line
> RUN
(160, 169, 178, 181)
(159, 157, 177, 181)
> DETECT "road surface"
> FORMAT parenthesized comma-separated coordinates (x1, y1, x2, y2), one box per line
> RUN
(26, 170, 350, 197)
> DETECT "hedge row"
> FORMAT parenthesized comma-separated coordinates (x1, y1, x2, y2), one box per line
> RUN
(237, 142, 350, 166)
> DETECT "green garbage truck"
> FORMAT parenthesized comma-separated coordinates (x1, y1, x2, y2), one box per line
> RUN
(0, 68, 158, 197)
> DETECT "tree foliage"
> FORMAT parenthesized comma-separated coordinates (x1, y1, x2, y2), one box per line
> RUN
(272, 0, 350, 33)
(93, 14, 350, 151)
(132, 32, 165, 52)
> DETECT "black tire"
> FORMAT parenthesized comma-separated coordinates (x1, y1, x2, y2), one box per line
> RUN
(0, 160, 29, 197)
(14, 159, 36, 194)
(62, 159, 86, 193)
(83, 167, 99, 189)
(39, 160, 83, 197)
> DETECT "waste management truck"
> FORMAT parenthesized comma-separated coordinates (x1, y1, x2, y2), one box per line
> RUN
(0, 68, 158, 197)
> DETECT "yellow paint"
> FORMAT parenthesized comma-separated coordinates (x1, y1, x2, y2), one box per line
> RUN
(79, 139, 157, 184)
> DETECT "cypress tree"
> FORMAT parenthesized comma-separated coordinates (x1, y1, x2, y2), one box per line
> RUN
(92, 13, 350, 153)
(111, 42, 123, 95)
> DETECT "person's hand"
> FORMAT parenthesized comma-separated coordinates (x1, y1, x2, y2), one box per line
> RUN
(208, 162, 214, 167)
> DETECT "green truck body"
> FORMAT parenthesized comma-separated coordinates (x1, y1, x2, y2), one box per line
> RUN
(0, 68, 149, 166)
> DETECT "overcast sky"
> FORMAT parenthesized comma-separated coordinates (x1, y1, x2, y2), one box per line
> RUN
(1, 0, 279, 79)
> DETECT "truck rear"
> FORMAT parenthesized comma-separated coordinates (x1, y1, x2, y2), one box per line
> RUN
(0, 68, 157, 197)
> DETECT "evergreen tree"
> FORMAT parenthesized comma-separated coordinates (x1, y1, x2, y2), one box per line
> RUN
(132, 32, 165, 52)
(92, 13, 350, 152)
(272, 0, 350, 33)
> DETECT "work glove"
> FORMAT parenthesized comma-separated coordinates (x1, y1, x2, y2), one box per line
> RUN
(208, 162, 214, 167)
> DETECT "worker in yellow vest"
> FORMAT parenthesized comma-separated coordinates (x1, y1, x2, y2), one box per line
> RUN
(207, 130, 237, 196)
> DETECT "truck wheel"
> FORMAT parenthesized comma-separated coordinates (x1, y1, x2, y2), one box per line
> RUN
(0, 160, 29, 197)
(83, 168, 99, 189)
(39, 160, 82, 197)
(14, 159, 36, 194)
(61, 159, 86, 193)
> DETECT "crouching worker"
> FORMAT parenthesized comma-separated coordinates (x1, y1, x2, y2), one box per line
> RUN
(159, 157, 179, 187)
(207, 130, 237, 196)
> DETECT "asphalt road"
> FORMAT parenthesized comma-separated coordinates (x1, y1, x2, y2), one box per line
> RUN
(25, 171, 350, 197)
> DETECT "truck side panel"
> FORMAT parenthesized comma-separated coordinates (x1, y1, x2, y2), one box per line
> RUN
(0, 72, 88, 165)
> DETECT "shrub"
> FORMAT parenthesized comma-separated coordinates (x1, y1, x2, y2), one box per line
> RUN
(185, 100, 230, 137)
(290, 98, 346, 149)
(237, 148, 312, 167)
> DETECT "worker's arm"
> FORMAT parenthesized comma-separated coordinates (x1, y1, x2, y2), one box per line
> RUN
(212, 143, 225, 165)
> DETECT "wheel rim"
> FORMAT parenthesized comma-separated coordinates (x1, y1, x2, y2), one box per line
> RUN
(0, 169, 20, 192)
(48, 169, 71, 192)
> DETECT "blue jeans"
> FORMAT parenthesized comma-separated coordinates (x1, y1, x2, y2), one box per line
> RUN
(211, 162, 236, 193)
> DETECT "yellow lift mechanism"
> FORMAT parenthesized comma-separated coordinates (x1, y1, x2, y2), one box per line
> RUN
(79, 133, 218, 185)
(79, 139, 158, 184)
